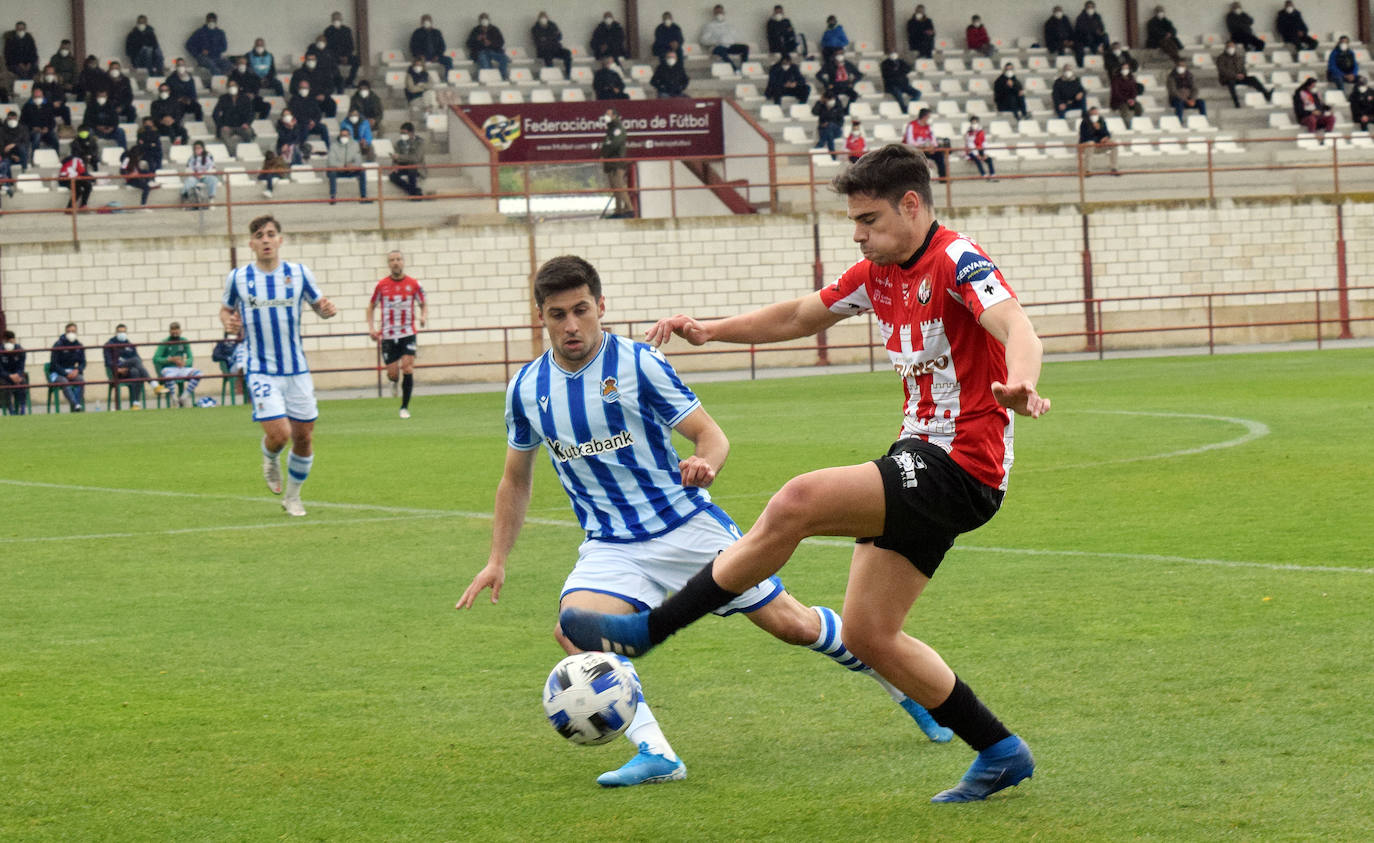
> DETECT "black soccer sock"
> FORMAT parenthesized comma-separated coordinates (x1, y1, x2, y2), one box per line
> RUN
(646, 559, 740, 645)
(928, 676, 1014, 752)
(401, 373, 413, 408)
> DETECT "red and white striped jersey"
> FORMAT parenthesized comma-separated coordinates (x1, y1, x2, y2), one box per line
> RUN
(370, 275, 426, 339)
(819, 223, 1017, 490)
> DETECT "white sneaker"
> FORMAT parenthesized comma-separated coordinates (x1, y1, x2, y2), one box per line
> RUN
(262, 188, 273, 198)
(399, 407, 411, 419)
(263, 454, 283, 495)
(282, 494, 306, 517)
(178, 393, 191, 408)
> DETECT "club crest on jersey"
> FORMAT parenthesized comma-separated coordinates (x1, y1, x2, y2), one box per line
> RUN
(600, 377, 621, 404)
(917, 277, 932, 305)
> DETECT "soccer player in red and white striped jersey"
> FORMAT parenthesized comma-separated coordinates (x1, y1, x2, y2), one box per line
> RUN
(559, 144, 1051, 803)
(367, 250, 427, 419)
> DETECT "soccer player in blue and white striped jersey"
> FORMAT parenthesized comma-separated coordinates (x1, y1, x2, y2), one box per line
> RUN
(218, 215, 337, 517)
(457, 255, 952, 788)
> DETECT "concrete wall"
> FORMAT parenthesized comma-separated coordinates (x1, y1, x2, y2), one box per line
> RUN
(2, 198, 1370, 391)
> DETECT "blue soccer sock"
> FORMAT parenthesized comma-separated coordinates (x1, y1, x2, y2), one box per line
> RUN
(809, 605, 905, 703)
(285, 451, 313, 497)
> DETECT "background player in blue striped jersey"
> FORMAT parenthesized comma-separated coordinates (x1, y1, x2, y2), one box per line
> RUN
(218, 215, 338, 517)
(456, 255, 952, 788)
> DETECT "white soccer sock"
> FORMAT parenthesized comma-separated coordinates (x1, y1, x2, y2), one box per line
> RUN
(285, 452, 314, 497)
(261, 438, 284, 460)
(809, 605, 906, 703)
(617, 656, 677, 761)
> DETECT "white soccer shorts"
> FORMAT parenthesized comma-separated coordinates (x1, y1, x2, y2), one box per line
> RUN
(561, 506, 784, 615)
(247, 372, 318, 422)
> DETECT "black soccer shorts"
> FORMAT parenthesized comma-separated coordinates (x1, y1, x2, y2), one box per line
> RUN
(859, 437, 1004, 578)
(381, 335, 418, 365)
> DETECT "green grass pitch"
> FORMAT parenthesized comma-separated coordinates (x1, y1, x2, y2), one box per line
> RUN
(3, 349, 1373, 841)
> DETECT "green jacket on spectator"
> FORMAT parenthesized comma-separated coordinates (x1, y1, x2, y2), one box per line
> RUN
(153, 335, 192, 370)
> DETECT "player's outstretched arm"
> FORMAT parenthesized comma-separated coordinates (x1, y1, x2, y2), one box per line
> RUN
(672, 406, 729, 488)
(219, 305, 241, 334)
(980, 299, 1051, 418)
(645, 292, 846, 348)
(456, 446, 538, 609)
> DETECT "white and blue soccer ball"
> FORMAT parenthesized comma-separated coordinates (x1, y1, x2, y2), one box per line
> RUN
(542, 652, 640, 746)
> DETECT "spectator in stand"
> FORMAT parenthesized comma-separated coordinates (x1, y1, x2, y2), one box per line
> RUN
(812, 88, 847, 157)
(213, 80, 256, 157)
(340, 107, 373, 159)
(104, 324, 151, 405)
(902, 106, 946, 178)
(22, 86, 60, 164)
(1328, 37, 1360, 94)
(1275, 2, 1317, 54)
(405, 58, 435, 111)
(49, 39, 77, 90)
(1075, 3, 1108, 56)
(119, 135, 159, 207)
(212, 329, 246, 401)
(0, 330, 27, 415)
(325, 125, 367, 203)
(248, 38, 285, 97)
(389, 121, 428, 198)
(1146, 6, 1183, 64)
(272, 108, 307, 166)
(765, 53, 809, 105)
(82, 90, 129, 150)
(767, 6, 800, 59)
(133, 117, 162, 168)
(1052, 65, 1087, 119)
(0, 109, 28, 187)
(186, 12, 232, 76)
(964, 116, 995, 178)
(966, 15, 997, 60)
(350, 80, 381, 133)
(651, 54, 689, 98)
(126, 15, 165, 75)
(1044, 7, 1082, 69)
(1103, 41, 1139, 77)
(49, 322, 86, 410)
(700, 5, 749, 72)
(652, 12, 686, 63)
(591, 11, 630, 70)
(881, 51, 921, 113)
(1225, 3, 1265, 52)
(820, 16, 850, 64)
(466, 14, 510, 82)
(304, 34, 342, 98)
(151, 83, 191, 145)
(3, 21, 38, 79)
(993, 63, 1028, 120)
(291, 57, 338, 119)
(229, 56, 270, 120)
(410, 15, 453, 75)
(287, 81, 330, 148)
(69, 125, 99, 175)
(324, 11, 359, 90)
(1110, 64, 1144, 129)
(258, 147, 288, 196)
(1293, 76, 1335, 139)
(77, 55, 109, 105)
(182, 141, 218, 207)
(601, 107, 631, 217)
(593, 56, 629, 100)
(165, 60, 205, 122)
(1079, 106, 1119, 173)
(817, 51, 862, 104)
(845, 118, 866, 163)
(1351, 77, 1374, 133)
(532, 12, 573, 80)
(1216, 40, 1272, 107)
(153, 322, 201, 407)
(35, 66, 73, 128)
(1166, 60, 1206, 122)
(105, 62, 136, 123)
(907, 6, 935, 59)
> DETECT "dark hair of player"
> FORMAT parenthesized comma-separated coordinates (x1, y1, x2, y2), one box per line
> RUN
(831, 143, 934, 210)
(249, 214, 282, 236)
(533, 255, 603, 309)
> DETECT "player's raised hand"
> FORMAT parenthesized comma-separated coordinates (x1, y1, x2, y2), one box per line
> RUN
(991, 380, 1051, 418)
(645, 314, 710, 348)
(456, 562, 506, 609)
(678, 456, 717, 488)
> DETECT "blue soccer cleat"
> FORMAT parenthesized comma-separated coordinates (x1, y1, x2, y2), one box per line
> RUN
(596, 742, 687, 788)
(899, 697, 955, 743)
(930, 735, 1035, 803)
(559, 607, 654, 657)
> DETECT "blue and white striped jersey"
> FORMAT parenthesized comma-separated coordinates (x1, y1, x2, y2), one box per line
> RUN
(507, 331, 711, 542)
(222, 261, 322, 376)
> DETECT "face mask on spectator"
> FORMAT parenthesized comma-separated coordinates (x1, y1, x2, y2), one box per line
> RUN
(400, 132, 411, 141)
(96, 96, 108, 105)
(44, 74, 56, 82)
(836, 53, 846, 62)
(115, 332, 128, 342)
(774, 13, 783, 21)
(666, 58, 677, 66)
(1120, 67, 1130, 76)
(332, 19, 342, 28)
(65, 332, 78, 343)
(137, 24, 146, 32)
(715, 13, 725, 22)
(1340, 42, 1350, 51)
(110, 68, 121, 78)
(255, 46, 265, 54)
(228, 86, 238, 95)
(299, 87, 310, 96)
(178, 67, 189, 76)
(306, 60, 317, 69)
(480, 18, 491, 27)
(159, 91, 169, 99)
(888, 52, 898, 61)
(422, 20, 432, 29)
(282, 115, 294, 125)
(208, 21, 218, 29)
(1003, 69, 1014, 77)
(33, 96, 44, 105)
(2, 342, 13, 351)
(1054, 11, 1064, 18)
(1226, 46, 1236, 55)
(538, 17, 548, 25)
(338, 134, 349, 143)
(315, 41, 326, 50)
(1176, 66, 1186, 75)
(358, 87, 369, 97)
(412, 64, 423, 73)
(5, 118, 16, 128)
(236, 64, 247, 73)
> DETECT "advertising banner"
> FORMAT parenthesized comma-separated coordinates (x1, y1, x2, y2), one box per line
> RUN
(460, 98, 724, 162)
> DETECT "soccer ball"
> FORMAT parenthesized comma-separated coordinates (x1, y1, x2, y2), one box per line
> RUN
(542, 652, 640, 746)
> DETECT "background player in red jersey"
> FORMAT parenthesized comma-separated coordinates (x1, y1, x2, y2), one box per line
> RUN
(560, 143, 1050, 803)
(367, 250, 427, 419)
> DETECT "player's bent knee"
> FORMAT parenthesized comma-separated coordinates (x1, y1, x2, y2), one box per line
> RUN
(757, 477, 829, 537)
